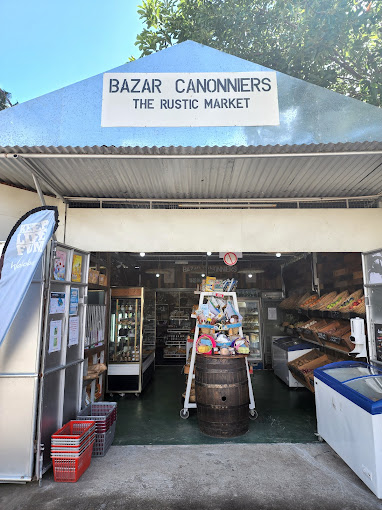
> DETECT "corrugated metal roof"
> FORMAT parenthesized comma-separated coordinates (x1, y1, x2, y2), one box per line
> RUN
(0, 143, 382, 200)
(1, 141, 382, 155)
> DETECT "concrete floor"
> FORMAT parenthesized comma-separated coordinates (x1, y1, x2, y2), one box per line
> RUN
(112, 367, 317, 444)
(1, 443, 382, 510)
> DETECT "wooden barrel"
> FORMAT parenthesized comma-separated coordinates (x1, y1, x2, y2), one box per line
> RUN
(195, 355, 249, 438)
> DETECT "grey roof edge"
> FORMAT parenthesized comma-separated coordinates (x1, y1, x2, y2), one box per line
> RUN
(1, 141, 382, 156)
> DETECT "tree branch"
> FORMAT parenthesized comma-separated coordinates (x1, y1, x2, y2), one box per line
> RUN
(330, 50, 364, 81)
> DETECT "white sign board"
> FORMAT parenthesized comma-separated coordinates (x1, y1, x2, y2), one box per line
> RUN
(101, 72, 279, 127)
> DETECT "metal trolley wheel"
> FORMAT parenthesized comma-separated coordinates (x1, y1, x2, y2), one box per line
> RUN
(249, 409, 258, 421)
(180, 409, 190, 420)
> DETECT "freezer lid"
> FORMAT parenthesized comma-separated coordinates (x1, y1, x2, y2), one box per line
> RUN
(272, 337, 314, 351)
(344, 376, 382, 403)
(316, 361, 382, 382)
(287, 341, 315, 352)
(314, 361, 382, 415)
(272, 337, 294, 349)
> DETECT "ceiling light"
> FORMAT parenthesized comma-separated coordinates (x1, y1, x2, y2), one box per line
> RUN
(276, 252, 282, 258)
(156, 273, 160, 278)
(135, 266, 140, 269)
(140, 252, 145, 257)
(201, 273, 205, 277)
(207, 252, 212, 256)
(248, 274, 253, 278)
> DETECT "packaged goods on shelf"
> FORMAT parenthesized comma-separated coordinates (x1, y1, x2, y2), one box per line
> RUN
(83, 363, 107, 380)
(205, 276, 216, 292)
(88, 268, 99, 284)
(98, 274, 107, 286)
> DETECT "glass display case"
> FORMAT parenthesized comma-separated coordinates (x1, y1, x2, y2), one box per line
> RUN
(237, 298, 263, 363)
(107, 287, 155, 394)
(156, 289, 195, 362)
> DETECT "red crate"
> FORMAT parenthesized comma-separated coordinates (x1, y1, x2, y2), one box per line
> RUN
(52, 442, 94, 482)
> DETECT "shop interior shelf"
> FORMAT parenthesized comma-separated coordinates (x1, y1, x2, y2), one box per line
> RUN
(298, 334, 354, 355)
(84, 344, 105, 356)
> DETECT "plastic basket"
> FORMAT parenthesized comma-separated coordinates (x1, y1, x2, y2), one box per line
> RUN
(51, 421, 96, 446)
(52, 441, 94, 482)
(51, 433, 96, 456)
(92, 421, 116, 457)
(77, 402, 117, 433)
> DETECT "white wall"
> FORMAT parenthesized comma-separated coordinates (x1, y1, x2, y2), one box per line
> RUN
(2, 184, 382, 253)
(0, 184, 64, 241)
(64, 207, 382, 253)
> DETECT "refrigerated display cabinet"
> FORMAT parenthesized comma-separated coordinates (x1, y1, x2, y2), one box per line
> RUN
(315, 361, 382, 498)
(107, 287, 155, 394)
(237, 298, 263, 364)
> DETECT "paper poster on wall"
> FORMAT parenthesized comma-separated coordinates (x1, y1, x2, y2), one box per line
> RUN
(71, 254, 83, 282)
(53, 250, 67, 281)
(49, 292, 66, 314)
(49, 320, 62, 353)
(268, 307, 277, 321)
(69, 287, 79, 315)
(68, 316, 80, 346)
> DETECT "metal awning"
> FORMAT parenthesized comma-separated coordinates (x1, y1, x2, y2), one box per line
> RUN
(0, 142, 382, 203)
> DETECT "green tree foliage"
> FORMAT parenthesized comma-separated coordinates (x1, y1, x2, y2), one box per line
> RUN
(135, 0, 382, 106)
(0, 89, 15, 111)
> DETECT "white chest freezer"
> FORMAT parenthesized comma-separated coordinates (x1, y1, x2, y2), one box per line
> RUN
(272, 337, 314, 387)
(314, 361, 382, 498)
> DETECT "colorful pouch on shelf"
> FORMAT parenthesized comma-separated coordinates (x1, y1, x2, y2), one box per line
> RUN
(208, 301, 220, 317)
(226, 302, 242, 322)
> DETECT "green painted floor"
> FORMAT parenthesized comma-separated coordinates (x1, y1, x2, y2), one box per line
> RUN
(110, 366, 318, 445)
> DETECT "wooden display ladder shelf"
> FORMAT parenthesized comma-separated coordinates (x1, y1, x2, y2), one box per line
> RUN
(180, 291, 257, 420)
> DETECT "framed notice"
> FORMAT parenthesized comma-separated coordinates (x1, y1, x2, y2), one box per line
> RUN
(49, 292, 66, 314)
(49, 320, 62, 353)
(53, 250, 67, 281)
(71, 254, 83, 282)
(268, 307, 277, 321)
(68, 316, 80, 346)
(69, 288, 79, 315)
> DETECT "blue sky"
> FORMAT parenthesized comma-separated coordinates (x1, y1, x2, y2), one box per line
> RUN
(0, 1, 144, 104)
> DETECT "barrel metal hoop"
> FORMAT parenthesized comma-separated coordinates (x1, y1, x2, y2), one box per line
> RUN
(196, 382, 247, 389)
